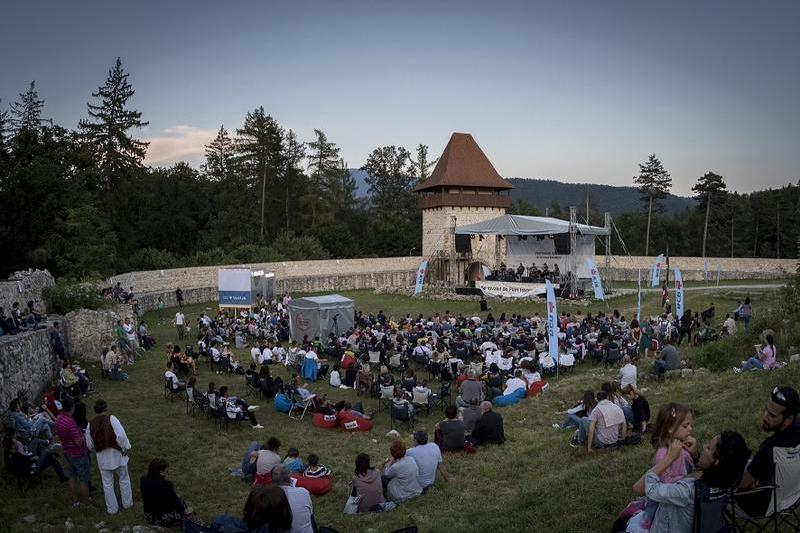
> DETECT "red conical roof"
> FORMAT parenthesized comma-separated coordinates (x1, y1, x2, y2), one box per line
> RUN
(414, 133, 514, 192)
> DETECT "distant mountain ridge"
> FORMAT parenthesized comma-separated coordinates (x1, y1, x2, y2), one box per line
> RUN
(348, 170, 696, 216)
(508, 178, 696, 216)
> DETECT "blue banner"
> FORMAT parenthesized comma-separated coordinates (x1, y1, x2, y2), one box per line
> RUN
(586, 258, 605, 300)
(703, 258, 709, 282)
(414, 260, 428, 295)
(674, 268, 684, 318)
(650, 254, 664, 287)
(636, 269, 642, 323)
(219, 290, 252, 306)
(545, 279, 559, 364)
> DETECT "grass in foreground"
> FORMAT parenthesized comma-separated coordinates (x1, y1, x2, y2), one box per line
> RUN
(1, 288, 797, 533)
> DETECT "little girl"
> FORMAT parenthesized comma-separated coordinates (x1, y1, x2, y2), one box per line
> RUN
(627, 402, 697, 532)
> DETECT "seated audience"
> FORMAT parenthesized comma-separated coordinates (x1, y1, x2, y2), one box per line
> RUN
(272, 464, 314, 533)
(140, 458, 190, 527)
(349, 453, 395, 514)
(382, 439, 422, 503)
(303, 454, 331, 478)
(406, 431, 451, 491)
(282, 448, 304, 473)
(219, 386, 263, 429)
(436, 405, 466, 452)
(572, 391, 625, 451)
(734, 334, 777, 373)
(212, 486, 293, 533)
(471, 401, 506, 446)
(623, 385, 651, 434)
(555, 391, 596, 430)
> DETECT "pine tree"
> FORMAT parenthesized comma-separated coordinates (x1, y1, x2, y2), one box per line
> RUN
(79, 58, 149, 189)
(306, 129, 341, 225)
(691, 171, 727, 259)
(203, 125, 236, 181)
(282, 129, 306, 237)
(235, 107, 285, 242)
(9, 81, 46, 135)
(0, 99, 10, 160)
(633, 154, 672, 255)
(409, 144, 438, 181)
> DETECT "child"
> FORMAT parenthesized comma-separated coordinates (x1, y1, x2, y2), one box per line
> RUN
(329, 364, 342, 388)
(303, 454, 331, 478)
(283, 448, 304, 473)
(628, 402, 697, 532)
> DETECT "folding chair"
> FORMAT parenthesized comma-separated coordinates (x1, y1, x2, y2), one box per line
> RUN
(356, 370, 374, 397)
(378, 384, 395, 412)
(245, 374, 263, 399)
(287, 388, 315, 421)
(390, 401, 415, 431)
(368, 350, 382, 366)
(217, 398, 243, 431)
(734, 443, 800, 532)
(186, 386, 198, 416)
(411, 389, 432, 415)
(604, 345, 622, 367)
(469, 361, 484, 376)
(164, 377, 186, 401)
(431, 381, 452, 410)
(691, 480, 734, 533)
(388, 353, 405, 373)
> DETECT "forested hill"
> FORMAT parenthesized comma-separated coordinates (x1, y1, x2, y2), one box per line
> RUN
(507, 178, 696, 216)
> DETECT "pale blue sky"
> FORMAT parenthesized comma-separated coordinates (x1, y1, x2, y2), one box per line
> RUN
(1, 0, 798, 195)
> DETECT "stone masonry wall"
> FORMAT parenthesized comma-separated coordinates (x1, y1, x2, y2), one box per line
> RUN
(0, 329, 61, 415)
(0, 269, 55, 314)
(598, 256, 796, 282)
(63, 308, 121, 363)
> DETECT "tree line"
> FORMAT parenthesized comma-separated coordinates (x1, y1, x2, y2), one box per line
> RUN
(511, 154, 800, 260)
(0, 59, 433, 280)
(1, 59, 797, 282)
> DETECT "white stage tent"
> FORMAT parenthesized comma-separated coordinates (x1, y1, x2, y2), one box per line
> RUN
(455, 214, 608, 279)
(287, 294, 355, 343)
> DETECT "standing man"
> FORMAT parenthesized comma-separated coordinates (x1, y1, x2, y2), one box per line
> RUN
(50, 321, 66, 360)
(175, 287, 184, 309)
(86, 399, 133, 515)
(175, 309, 186, 340)
(737, 386, 800, 517)
(54, 397, 91, 507)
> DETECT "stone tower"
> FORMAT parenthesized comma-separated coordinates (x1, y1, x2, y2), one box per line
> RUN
(415, 132, 514, 283)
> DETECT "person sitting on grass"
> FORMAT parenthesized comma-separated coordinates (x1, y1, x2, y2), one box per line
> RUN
(456, 369, 484, 408)
(622, 385, 651, 435)
(471, 401, 506, 447)
(251, 437, 283, 478)
(211, 485, 293, 533)
(435, 405, 466, 452)
(554, 391, 596, 431)
(571, 391, 625, 452)
(140, 458, 192, 527)
(219, 386, 263, 429)
(272, 464, 315, 533)
(734, 334, 777, 373)
(406, 430, 451, 492)
(329, 363, 343, 388)
(303, 454, 331, 478)
(2, 427, 68, 482)
(282, 448, 304, 473)
(382, 439, 422, 503)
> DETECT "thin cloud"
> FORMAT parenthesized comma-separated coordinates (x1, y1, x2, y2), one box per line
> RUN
(143, 125, 216, 165)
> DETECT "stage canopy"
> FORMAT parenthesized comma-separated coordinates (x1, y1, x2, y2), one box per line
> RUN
(454, 214, 608, 236)
(287, 294, 355, 343)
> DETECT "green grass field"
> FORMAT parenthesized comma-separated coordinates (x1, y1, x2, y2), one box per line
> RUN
(2, 287, 798, 532)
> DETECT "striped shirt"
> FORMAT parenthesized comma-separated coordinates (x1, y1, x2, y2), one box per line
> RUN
(55, 413, 86, 457)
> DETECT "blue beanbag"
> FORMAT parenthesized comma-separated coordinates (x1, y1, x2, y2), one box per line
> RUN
(494, 393, 520, 407)
(274, 393, 292, 413)
(513, 387, 526, 400)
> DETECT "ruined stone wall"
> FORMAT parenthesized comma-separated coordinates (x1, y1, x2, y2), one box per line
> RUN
(597, 256, 796, 282)
(0, 269, 55, 314)
(63, 308, 121, 362)
(0, 329, 61, 413)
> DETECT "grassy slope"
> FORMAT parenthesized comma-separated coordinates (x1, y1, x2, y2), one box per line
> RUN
(2, 288, 798, 533)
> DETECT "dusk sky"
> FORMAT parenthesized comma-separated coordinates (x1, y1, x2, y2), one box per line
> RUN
(2, 0, 798, 195)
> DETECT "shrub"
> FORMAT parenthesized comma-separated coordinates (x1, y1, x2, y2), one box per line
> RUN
(44, 280, 110, 315)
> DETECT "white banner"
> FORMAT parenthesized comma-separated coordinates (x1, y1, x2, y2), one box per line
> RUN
(477, 281, 549, 298)
(650, 254, 664, 287)
(716, 261, 721, 287)
(674, 268, 685, 318)
(546, 279, 559, 364)
(703, 258, 709, 282)
(414, 260, 428, 295)
(586, 258, 605, 300)
(636, 269, 642, 323)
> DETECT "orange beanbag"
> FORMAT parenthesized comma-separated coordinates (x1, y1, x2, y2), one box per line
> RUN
(312, 412, 340, 429)
(337, 411, 373, 432)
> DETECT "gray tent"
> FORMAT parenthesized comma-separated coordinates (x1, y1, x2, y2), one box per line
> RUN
(287, 294, 355, 343)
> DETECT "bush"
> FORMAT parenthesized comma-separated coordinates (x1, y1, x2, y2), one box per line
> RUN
(44, 280, 110, 315)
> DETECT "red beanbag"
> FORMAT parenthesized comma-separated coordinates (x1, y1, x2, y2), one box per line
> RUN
(337, 411, 373, 432)
(312, 412, 340, 429)
(526, 381, 547, 397)
(253, 472, 273, 486)
(291, 473, 333, 495)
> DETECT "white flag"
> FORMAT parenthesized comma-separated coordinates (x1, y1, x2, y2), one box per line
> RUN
(675, 268, 685, 318)
(545, 279, 559, 364)
(636, 269, 642, 323)
(586, 258, 605, 300)
(650, 254, 664, 287)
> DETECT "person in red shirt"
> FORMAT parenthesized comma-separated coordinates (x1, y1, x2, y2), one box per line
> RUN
(54, 396, 91, 506)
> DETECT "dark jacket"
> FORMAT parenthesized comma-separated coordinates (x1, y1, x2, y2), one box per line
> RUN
(471, 410, 506, 446)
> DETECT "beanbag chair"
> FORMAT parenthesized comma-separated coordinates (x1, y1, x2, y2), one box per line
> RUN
(274, 393, 292, 413)
(291, 473, 333, 495)
(512, 387, 526, 400)
(312, 412, 340, 429)
(526, 381, 547, 397)
(493, 393, 520, 407)
(337, 411, 373, 432)
(253, 472, 273, 486)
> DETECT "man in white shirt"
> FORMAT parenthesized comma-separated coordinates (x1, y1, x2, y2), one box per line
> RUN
(261, 345, 274, 364)
(723, 313, 736, 336)
(618, 355, 638, 390)
(85, 400, 133, 514)
(272, 464, 314, 533)
(503, 370, 527, 396)
(164, 362, 186, 392)
(175, 311, 186, 340)
(250, 345, 262, 366)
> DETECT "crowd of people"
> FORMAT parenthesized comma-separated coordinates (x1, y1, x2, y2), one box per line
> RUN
(0, 299, 46, 335)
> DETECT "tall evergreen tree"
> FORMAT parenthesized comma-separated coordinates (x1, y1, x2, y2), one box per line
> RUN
(409, 144, 438, 181)
(691, 171, 727, 259)
(633, 154, 672, 255)
(0, 99, 10, 162)
(79, 58, 149, 189)
(203, 125, 236, 181)
(282, 129, 306, 237)
(306, 129, 340, 225)
(9, 81, 46, 135)
(235, 107, 285, 242)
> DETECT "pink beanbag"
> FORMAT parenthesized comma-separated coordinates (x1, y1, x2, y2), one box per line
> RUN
(291, 473, 333, 495)
(312, 412, 340, 429)
(337, 411, 373, 432)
